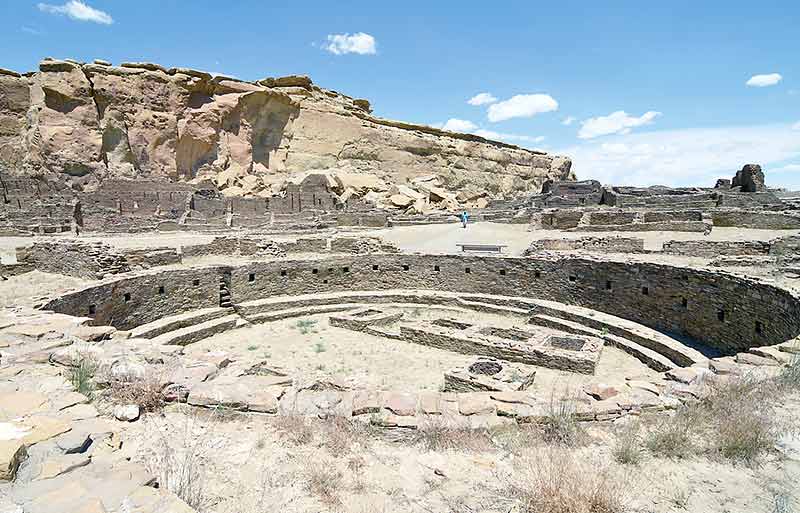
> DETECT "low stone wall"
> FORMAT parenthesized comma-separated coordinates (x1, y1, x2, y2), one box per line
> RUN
(0, 261, 34, 277)
(530, 210, 584, 229)
(122, 247, 182, 269)
(43, 254, 800, 354)
(531, 209, 711, 233)
(769, 235, 800, 256)
(16, 240, 130, 279)
(574, 221, 710, 233)
(329, 236, 400, 254)
(712, 210, 800, 229)
(523, 237, 645, 254)
(662, 240, 770, 258)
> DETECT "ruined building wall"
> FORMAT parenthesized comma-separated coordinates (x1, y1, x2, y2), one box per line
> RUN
(16, 240, 130, 279)
(43, 254, 800, 353)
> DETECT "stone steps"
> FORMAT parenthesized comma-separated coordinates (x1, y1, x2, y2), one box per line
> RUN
(248, 304, 361, 324)
(529, 314, 675, 372)
(529, 299, 707, 367)
(455, 298, 532, 317)
(129, 307, 231, 339)
(148, 314, 240, 346)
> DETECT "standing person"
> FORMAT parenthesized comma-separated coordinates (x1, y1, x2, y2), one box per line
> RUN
(461, 210, 469, 229)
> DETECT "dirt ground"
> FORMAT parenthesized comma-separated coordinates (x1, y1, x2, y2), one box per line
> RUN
(122, 392, 800, 513)
(186, 306, 656, 393)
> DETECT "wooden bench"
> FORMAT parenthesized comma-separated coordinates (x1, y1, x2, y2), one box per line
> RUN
(456, 243, 507, 253)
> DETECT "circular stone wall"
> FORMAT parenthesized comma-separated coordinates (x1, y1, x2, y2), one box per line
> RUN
(42, 254, 800, 354)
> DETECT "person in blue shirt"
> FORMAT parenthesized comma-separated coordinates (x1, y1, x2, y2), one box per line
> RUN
(460, 210, 469, 228)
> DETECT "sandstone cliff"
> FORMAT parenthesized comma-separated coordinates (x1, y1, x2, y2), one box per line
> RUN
(0, 59, 573, 198)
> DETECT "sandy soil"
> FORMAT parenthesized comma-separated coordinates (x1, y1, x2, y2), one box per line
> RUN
(186, 306, 657, 393)
(121, 393, 800, 513)
(0, 270, 89, 308)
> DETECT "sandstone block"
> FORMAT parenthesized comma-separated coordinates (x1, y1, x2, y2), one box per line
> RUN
(0, 439, 26, 481)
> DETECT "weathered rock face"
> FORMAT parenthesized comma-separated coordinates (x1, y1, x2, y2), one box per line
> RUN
(0, 59, 574, 197)
(732, 164, 765, 193)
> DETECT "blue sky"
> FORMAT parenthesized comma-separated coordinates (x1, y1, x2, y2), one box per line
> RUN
(1, 0, 799, 188)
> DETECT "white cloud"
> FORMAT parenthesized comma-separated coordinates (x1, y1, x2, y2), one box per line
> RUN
(559, 123, 800, 188)
(324, 32, 376, 55)
(37, 1, 113, 24)
(21, 26, 43, 35)
(561, 116, 576, 126)
(432, 119, 544, 146)
(578, 110, 661, 139)
(440, 118, 478, 132)
(487, 94, 558, 122)
(746, 73, 782, 87)
(467, 92, 497, 106)
(793, 121, 800, 130)
(473, 129, 545, 144)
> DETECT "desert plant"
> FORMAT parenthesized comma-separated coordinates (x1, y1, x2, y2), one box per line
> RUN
(318, 417, 372, 455)
(104, 372, 165, 412)
(645, 409, 696, 459)
(305, 462, 343, 507)
(144, 418, 208, 510)
(777, 352, 800, 390)
(272, 415, 315, 445)
(667, 485, 692, 510)
(70, 357, 97, 398)
(701, 374, 780, 463)
(295, 318, 318, 334)
(541, 390, 583, 446)
(612, 422, 643, 465)
(508, 447, 630, 513)
(312, 341, 326, 353)
(412, 421, 492, 452)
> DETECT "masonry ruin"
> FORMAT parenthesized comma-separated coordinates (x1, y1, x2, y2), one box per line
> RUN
(1, 59, 799, 513)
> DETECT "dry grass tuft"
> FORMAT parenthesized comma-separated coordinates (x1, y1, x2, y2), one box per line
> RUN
(103, 372, 165, 412)
(612, 421, 644, 465)
(508, 447, 631, 513)
(317, 416, 373, 455)
(645, 408, 697, 459)
(646, 372, 789, 464)
(271, 414, 315, 445)
(144, 418, 208, 510)
(305, 462, 344, 507)
(541, 391, 584, 446)
(412, 420, 493, 452)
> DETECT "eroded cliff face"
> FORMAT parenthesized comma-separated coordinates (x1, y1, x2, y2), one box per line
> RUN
(0, 59, 574, 197)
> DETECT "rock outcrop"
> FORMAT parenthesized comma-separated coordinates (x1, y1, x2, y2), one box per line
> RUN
(0, 58, 573, 198)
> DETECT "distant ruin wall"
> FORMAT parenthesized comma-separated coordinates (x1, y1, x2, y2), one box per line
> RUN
(662, 240, 770, 258)
(16, 240, 130, 279)
(43, 254, 800, 354)
(712, 210, 800, 230)
(523, 237, 645, 254)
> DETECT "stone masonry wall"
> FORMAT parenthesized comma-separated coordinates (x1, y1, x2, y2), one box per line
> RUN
(662, 240, 770, 258)
(43, 266, 223, 329)
(16, 240, 130, 279)
(523, 237, 645, 254)
(43, 255, 800, 353)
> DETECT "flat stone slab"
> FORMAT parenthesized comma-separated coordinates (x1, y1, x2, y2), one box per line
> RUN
(187, 376, 281, 413)
(0, 439, 27, 481)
